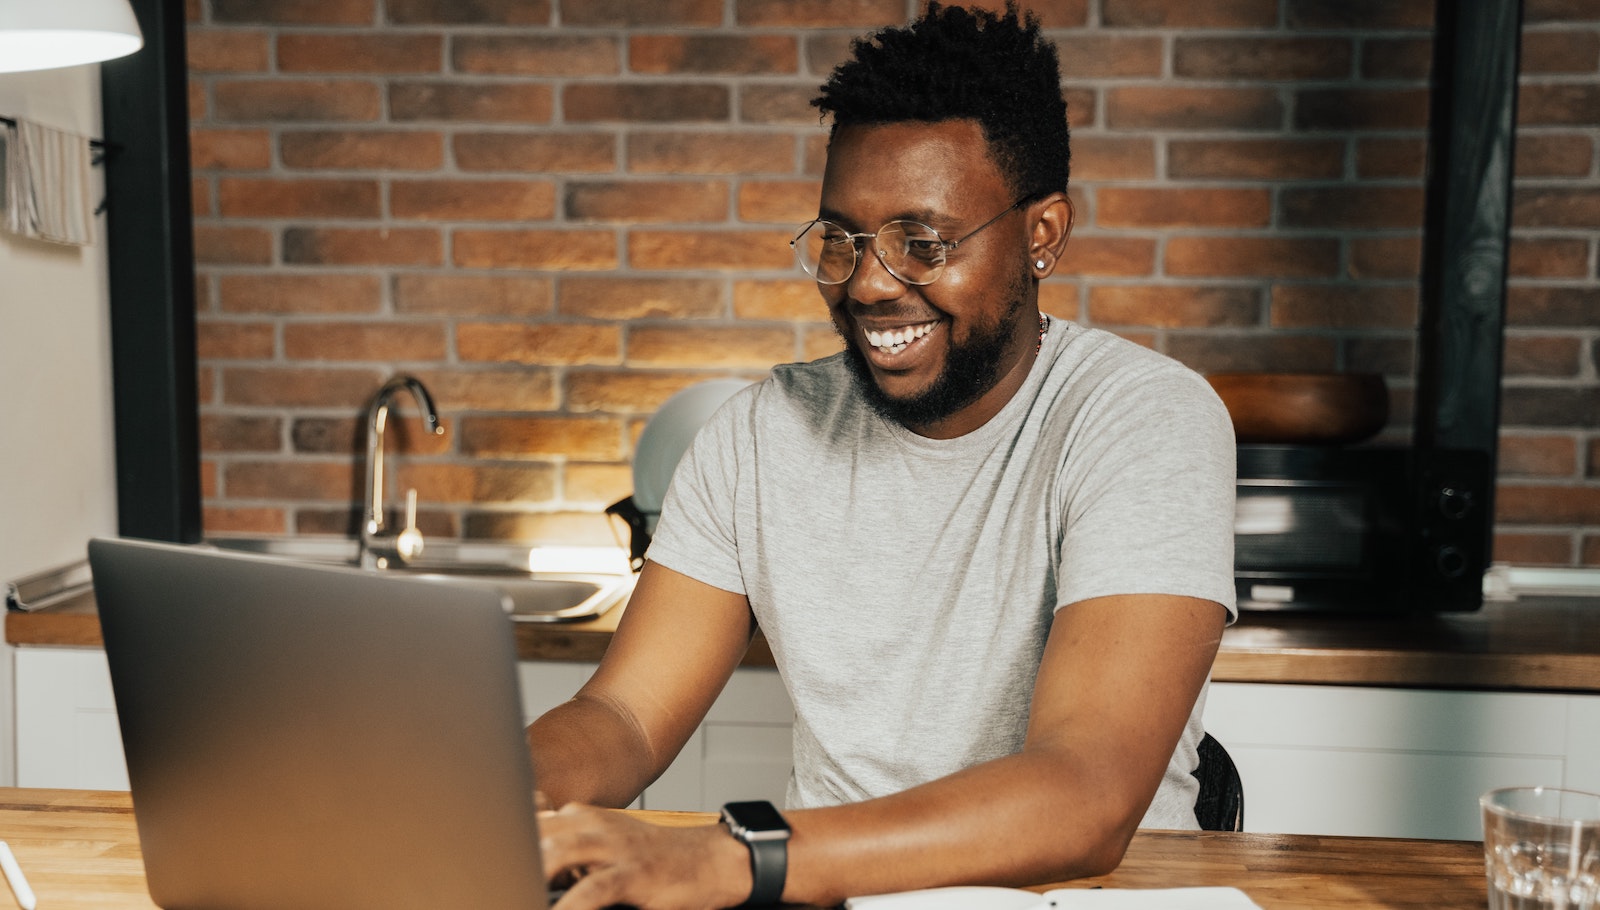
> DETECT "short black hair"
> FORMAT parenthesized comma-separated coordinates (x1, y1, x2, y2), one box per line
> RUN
(813, 1, 1070, 200)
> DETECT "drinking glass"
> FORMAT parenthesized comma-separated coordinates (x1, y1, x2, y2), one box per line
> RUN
(1481, 786, 1600, 910)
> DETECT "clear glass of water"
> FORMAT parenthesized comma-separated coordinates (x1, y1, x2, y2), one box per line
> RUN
(1481, 786, 1600, 910)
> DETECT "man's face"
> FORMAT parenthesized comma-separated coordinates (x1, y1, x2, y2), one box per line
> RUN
(816, 119, 1040, 439)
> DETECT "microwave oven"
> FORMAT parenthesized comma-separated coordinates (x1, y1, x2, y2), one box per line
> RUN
(1233, 445, 1493, 613)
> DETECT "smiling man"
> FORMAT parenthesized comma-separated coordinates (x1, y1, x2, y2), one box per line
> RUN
(526, 5, 1238, 909)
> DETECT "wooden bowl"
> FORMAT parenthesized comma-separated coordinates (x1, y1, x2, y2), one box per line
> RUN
(1206, 372, 1390, 445)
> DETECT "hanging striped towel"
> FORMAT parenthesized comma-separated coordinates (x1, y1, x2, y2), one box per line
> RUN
(1, 116, 95, 246)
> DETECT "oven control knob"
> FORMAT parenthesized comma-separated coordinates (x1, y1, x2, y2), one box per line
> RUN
(1435, 544, 1469, 579)
(1437, 486, 1474, 520)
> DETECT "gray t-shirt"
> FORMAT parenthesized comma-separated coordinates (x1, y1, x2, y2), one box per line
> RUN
(647, 319, 1237, 829)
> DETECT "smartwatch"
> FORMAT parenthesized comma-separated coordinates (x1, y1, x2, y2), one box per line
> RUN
(720, 800, 790, 907)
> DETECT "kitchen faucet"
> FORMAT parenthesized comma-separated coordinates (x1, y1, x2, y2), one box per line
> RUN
(360, 374, 445, 568)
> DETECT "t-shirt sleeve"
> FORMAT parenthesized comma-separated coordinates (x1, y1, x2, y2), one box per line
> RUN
(640, 388, 753, 597)
(1054, 365, 1238, 619)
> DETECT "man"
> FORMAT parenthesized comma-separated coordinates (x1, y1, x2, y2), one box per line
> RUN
(528, 4, 1236, 908)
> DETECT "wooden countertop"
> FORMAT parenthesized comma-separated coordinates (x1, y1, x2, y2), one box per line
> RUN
(7, 589, 1598, 693)
(0, 787, 1487, 909)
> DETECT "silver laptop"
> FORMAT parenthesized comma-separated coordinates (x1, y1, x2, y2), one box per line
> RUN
(88, 537, 551, 910)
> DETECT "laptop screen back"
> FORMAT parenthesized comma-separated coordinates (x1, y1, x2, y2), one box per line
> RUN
(88, 537, 549, 910)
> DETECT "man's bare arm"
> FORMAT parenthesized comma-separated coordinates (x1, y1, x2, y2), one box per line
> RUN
(526, 560, 756, 808)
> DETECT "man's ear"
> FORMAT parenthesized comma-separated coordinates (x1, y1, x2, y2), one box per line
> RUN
(1028, 193, 1074, 278)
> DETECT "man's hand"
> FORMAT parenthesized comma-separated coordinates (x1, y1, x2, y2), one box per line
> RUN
(540, 803, 754, 910)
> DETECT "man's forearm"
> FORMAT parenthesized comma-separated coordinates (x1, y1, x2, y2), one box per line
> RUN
(526, 694, 659, 809)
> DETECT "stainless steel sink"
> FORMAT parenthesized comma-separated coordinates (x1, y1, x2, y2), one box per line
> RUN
(204, 537, 633, 622)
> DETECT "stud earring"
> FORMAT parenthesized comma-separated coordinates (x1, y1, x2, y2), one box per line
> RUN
(1035, 259, 1047, 269)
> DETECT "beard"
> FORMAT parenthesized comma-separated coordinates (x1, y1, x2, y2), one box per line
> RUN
(838, 274, 1031, 429)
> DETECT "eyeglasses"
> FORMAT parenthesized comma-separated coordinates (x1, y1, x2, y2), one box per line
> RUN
(790, 198, 1027, 286)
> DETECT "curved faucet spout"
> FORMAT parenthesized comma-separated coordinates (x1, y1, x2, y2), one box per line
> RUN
(362, 374, 445, 565)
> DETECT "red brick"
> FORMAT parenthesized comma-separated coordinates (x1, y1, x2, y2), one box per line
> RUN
(1165, 334, 1339, 374)
(391, 82, 553, 123)
(459, 416, 626, 460)
(196, 320, 275, 359)
(1503, 335, 1585, 378)
(738, 180, 820, 225)
(1361, 37, 1433, 80)
(1495, 484, 1600, 525)
(1103, 0, 1277, 27)
(187, 29, 270, 72)
(282, 227, 442, 266)
(394, 275, 553, 317)
(411, 368, 559, 411)
(628, 132, 796, 175)
(1591, 438, 1600, 477)
(193, 226, 273, 265)
(565, 84, 728, 123)
(1500, 387, 1600, 428)
(394, 464, 556, 505)
(457, 323, 622, 365)
(1587, 535, 1600, 567)
(280, 130, 444, 171)
(219, 274, 382, 314)
(283, 322, 448, 361)
(1295, 89, 1429, 130)
(802, 327, 845, 362)
(1522, 29, 1600, 74)
(626, 325, 794, 368)
(1054, 237, 1157, 277)
(735, 0, 904, 27)
(1097, 188, 1271, 228)
(277, 34, 442, 73)
(1493, 533, 1576, 567)
(222, 367, 386, 407)
(1174, 37, 1352, 80)
(1166, 238, 1340, 278)
(564, 464, 634, 505)
(1051, 35, 1163, 78)
(188, 80, 206, 121)
(189, 129, 272, 170)
(804, 33, 858, 76)
(386, 0, 550, 24)
(1286, 0, 1433, 29)
(213, 80, 381, 122)
(1270, 285, 1417, 329)
(212, 0, 375, 25)
(1037, 282, 1082, 322)
(200, 414, 283, 452)
(1498, 433, 1580, 477)
(204, 507, 289, 535)
(944, 0, 1088, 27)
(1106, 87, 1282, 131)
(1087, 286, 1260, 328)
(392, 180, 557, 221)
(223, 460, 354, 500)
(566, 370, 747, 414)
(1514, 133, 1595, 178)
(217, 178, 381, 218)
(1349, 237, 1420, 280)
(1520, 83, 1600, 127)
(562, 0, 721, 26)
(1509, 238, 1590, 279)
(1168, 139, 1342, 181)
(1507, 286, 1600, 327)
(200, 460, 218, 497)
(1514, 188, 1600, 229)
(631, 35, 798, 74)
(629, 230, 794, 270)
(1356, 138, 1427, 179)
(1527, 0, 1600, 22)
(740, 84, 824, 125)
(733, 280, 827, 321)
(454, 36, 620, 76)
(567, 180, 729, 222)
(1070, 137, 1156, 181)
(454, 132, 617, 173)
(560, 277, 724, 320)
(1280, 187, 1425, 229)
(463, 511, 616, 545)
(453, 230, 619, 270)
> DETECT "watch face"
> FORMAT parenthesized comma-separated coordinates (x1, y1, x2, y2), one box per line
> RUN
(723, 800, 790, 835)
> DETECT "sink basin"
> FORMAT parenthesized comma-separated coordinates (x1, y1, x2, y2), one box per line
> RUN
(204, 537, 633, 622)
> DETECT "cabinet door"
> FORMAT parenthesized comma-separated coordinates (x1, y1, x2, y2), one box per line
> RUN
(1204, 683, 1570, 840)
(642, 667, 794, 812)
(14, 647, 129, 790)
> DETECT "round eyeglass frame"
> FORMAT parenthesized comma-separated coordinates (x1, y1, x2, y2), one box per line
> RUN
(790, 197, 1029, 287)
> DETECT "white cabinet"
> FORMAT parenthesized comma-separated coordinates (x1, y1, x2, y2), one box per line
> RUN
(640, 666, 794, 811)
(13, 646, 128, 790)
(1203, 682, 1600, 841)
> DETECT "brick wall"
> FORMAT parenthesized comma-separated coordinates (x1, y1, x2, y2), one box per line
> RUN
(186, 0, 1600, 566)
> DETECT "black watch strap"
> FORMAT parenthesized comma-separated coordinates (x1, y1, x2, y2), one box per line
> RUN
(742, 836, 786, 907)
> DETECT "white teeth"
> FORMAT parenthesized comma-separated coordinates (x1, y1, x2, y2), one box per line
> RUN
(865, 321, 936, 354)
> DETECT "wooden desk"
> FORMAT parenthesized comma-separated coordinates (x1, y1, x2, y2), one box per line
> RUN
(0, 788, 1487, 909)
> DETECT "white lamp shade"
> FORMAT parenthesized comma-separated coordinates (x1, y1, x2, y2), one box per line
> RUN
(0, 0, 144, 74)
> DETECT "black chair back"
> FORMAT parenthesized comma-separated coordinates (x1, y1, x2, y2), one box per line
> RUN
(1193, 732, 1245, 832)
